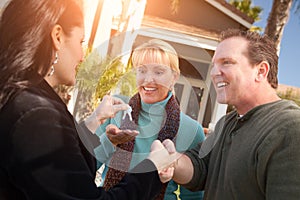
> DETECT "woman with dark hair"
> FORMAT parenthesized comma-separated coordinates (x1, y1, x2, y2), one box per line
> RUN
(0, 0, 173, 199)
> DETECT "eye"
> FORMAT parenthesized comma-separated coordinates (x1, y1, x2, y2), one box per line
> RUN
(154, 70, 164, 75)
(223, 60, 231, 65)
(137, 68, 146, 74)
(222, 59, 235, 66)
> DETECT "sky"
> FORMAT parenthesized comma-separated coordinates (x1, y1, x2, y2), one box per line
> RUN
(252, 0, 300, 88)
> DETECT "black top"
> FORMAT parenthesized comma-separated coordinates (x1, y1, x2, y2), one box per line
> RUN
(0, 78, 161, 199)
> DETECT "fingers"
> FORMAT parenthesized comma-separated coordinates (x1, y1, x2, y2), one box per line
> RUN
(158, 167, 174, 183)
(122, 129, 139, 137)
(106, 125, 139, 145)
(150, 140, 164, 152)
(106, 124, 119, 135)
(111, 96, 125, 105)
(162, 139, 176, 154)
(113, 104, 130, 113)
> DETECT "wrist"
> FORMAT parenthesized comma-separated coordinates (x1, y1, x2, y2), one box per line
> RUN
(85, 112, 104, 133)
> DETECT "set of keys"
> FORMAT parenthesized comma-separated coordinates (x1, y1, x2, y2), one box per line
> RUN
(122, 106, 133, 121)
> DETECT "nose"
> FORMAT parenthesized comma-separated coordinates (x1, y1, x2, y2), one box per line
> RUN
(144, 72, 154, 83)
(210, 64, 221, 78)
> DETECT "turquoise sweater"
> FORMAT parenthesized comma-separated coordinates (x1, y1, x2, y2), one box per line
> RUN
(95, 92, 205, 200)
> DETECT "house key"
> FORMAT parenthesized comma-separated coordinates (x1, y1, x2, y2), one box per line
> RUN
(122, 106, 132, 121)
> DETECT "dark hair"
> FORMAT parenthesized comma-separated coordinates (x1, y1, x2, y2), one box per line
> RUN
(220, 29, 278, 89)
(0, 0, 83, 110)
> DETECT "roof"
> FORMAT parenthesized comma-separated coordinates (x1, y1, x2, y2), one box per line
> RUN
(141, 15, 220, 41)
(207, 0, 254, 26)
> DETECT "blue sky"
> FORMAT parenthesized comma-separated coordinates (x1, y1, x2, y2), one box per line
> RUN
(252, 0, 300, 87)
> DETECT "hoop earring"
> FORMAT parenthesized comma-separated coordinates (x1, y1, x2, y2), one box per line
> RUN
(48, 52, 58, 76)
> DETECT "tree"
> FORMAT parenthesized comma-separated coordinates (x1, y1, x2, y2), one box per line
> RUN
(229, 0, 299, 54)
(229, 0, 263, 31)
(264, 0, 294, 54)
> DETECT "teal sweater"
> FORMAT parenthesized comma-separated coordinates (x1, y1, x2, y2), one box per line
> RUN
(95, 92, 205, 200)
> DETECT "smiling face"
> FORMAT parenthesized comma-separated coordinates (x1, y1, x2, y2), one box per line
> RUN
(211, 37, 258, 107)
(132, 39, 179, 104)
(135, 55, 178, 104)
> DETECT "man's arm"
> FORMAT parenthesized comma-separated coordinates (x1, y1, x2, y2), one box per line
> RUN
(171, 154, 194, 184)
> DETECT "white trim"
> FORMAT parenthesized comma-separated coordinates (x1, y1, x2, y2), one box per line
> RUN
(205, 0, 252, 28)
(137, 28, 218, 50)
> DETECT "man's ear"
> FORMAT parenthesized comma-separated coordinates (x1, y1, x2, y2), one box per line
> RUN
(51, 24, 63, 51)
(256, 61, 269, 82)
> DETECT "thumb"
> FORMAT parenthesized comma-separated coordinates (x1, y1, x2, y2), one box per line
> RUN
(150, 140, 164, 152)
(162, 139, 176, 154)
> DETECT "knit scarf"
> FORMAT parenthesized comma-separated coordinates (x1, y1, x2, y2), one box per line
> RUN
(103, 93, 180, 199)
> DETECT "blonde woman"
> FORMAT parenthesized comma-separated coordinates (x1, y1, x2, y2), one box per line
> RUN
(95, 39, 205, 200)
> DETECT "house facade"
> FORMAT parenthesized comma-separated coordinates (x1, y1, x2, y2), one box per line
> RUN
(83, 0, 254, 129)
(120, 0, 253, 128)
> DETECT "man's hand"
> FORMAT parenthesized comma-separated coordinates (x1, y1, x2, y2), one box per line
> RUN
(148, 140, 182, 176)
(106, 124, 139, 146)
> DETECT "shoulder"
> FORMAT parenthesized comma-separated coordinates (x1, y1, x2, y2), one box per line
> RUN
(1, 86, 68, 131)
(255, 100, 300, 152)
(180, 112, 202, 129)
(13, 87, 65, 114)
(176, 112, 205, 149)
(258, 100, 300, 130)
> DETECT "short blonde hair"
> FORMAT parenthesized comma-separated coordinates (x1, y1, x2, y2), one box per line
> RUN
(131, 39, 180, 74)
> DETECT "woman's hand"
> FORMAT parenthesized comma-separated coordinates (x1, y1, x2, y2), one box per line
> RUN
(158, 167, 174, 183)
(84, 95, 129, 133)
(148, 139, 181, 173)
(106, 124, 139, 146)
(95, 95, 129, 123)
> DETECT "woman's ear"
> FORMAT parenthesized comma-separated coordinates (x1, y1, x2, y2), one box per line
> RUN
(173, 72, 180, 82)
(51, 24, 63, 51)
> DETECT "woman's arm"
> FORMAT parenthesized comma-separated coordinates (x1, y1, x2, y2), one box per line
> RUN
(10, 107, 162, 200)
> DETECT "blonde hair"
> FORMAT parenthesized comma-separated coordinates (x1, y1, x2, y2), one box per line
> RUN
(131, 39, 180, 74)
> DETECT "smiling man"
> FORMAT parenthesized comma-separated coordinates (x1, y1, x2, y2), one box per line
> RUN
(158, 29, 300, 200)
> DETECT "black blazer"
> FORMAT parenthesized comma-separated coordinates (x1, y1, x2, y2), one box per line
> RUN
(0, 78, 161, 199)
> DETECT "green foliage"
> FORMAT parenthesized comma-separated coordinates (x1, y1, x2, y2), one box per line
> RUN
(115, 68, 137, 97)
(75, 49, 136, 110)
(228, 0, 263, 31)
(277, 88, 300, 106)
(76, 50, 103, 93)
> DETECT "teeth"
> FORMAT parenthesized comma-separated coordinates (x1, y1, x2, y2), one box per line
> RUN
(144, 87, 156, 91)
(217, 82, 228, 88)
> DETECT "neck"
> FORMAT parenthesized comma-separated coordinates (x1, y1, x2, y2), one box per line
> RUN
(236, 88, 281, 115)
(44, 76, 57, 88)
